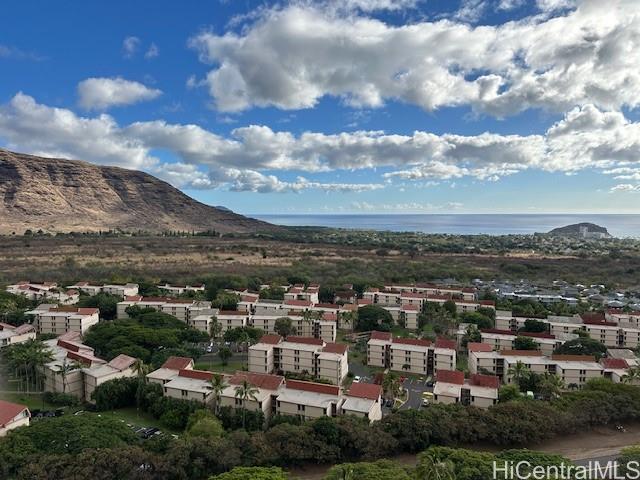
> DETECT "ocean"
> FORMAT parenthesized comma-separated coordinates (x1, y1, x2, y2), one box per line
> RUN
(253, 214, 640, 238)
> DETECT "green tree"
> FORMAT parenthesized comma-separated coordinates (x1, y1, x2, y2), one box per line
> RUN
(210, 373, 228, 415)
(553, 337, 607, 360)
(355, 305, 393, 332)
(513, 336, 539, 351)
(211, 467, 289, 479)
(218, 346, 232, 366)
(498, 384, 521, 403)
(623, 366, 640, 384)
(520, 319, 548, 333)
(274, 317, 295, 337)
(76, 293, 120, 320)
(324, 460, 411, 480)
(537, 372, 564, 400)
(382, 372, 402, 402)
(507, 361, 530, 391)
(186, 410, 224, 439)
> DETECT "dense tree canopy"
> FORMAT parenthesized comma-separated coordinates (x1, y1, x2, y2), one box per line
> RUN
(553, 338, 608, 360)
(355, 305, 393, 331)
(76, 292, 121, 320)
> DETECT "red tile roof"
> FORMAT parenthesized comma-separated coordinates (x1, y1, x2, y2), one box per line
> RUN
(369, 331, 392, 341)
(468, 342, 493, 352)
(601, 358, 629, 369)
(258, 334, 282, 345)
(500, 350, 544, 356)
(57, 339, 81, 352)
(393, 337, 431, 347)
(285, 379, 340, 395)
(0, 400, 29, 428)
(436, 369, 464, 385)
(470, 374, 500, 389)
(162, 356, 194, 370)
(229, 371, 284, 390)
(347, 382, 382, 400)
(400, 292, 428, 299)
(435, 338, 457, 350)
(357, 299, 373, 305)
(401, 304, 420, 311)
(315, 303, 339, 309)
(322, 342, 348, 354)
(178, 369, 214, 381)
(322, 312, 338, 321)
(107, 354, 136, 371)
(551, 354, 597, 362)
(480, 300, 496, 306)
(481, 328, 515, 336)
(285, 336, 324, 346)
(520, 331, 555, 339)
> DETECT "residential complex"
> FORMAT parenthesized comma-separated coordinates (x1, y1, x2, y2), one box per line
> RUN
(157, 283, 205, 296)
(6, 282, 79, 305)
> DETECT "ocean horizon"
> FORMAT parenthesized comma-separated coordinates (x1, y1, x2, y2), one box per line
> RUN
(252, 214, 640, 238)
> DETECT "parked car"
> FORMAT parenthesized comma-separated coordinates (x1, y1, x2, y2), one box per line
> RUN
(353, 376, 361, 383)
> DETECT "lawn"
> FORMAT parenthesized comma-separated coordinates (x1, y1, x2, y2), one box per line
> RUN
(194, 359, 245, 374)
(91, 407, 181, 434)
(0, 392, 58, 411)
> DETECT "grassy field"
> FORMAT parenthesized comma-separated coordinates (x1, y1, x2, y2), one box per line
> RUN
(194, 358, 245, 374)
(0, 392, 58, 411)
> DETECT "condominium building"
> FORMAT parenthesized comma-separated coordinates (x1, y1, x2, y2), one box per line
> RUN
(275, 380, 341, 420)
(248, 335, 349, 385)
(27, 305, 99, 336)
(82, 354, 137, 402)
(0, 400, 30, 437)
(367, 333, 457, 376)
(219, 371, 285, 419)
(341, 382, 383, 422)
(157, 283, 205, 296)
(469, 349, 604, 388)
(433, 370, 499, 408)
(68, 282, 139, 298)
(478, 328, 574, 356)
(162, 369, 215, 403)
(0, 323, 36, 348)
(116, 296, 214, 324)
(147, 356, 195, 385)
(6, 282, 78, 305)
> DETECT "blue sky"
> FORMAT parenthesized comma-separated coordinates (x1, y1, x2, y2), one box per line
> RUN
(1, 0, 640, 214)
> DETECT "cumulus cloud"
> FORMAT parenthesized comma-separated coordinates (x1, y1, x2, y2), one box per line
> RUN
(189, 0, 640, 116)
(610, 184, 640, 192)
(122, 36, 140, 58)
(145, 43, 159, 59)
(77, 77, 162, 110)
(2, 93, 640, 194)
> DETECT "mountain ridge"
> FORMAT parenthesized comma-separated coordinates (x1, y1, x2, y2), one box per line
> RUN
(0, 149, 276, 234)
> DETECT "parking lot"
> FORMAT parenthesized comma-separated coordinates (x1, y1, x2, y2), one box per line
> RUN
(400, 376, 434, 410)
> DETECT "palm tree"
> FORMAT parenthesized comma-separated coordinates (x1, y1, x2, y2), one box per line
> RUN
(623, 366, 640, 385)
(210, 374, 228, 415)
(382, 372, 401, 402)
(538, 372, 564, 400)
(132, 359, 150, 411)
(57, 359, 80, 394)
(234, 379, 259, 429)
(507, 360, 530, 390)
(209, 316, 221, 339)
(415, 455, 456, 480)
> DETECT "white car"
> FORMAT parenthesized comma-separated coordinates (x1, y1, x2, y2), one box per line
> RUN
(353, 376, 361, 383)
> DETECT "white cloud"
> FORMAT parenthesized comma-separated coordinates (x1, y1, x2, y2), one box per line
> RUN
(122, 36, 140, 58)
(2, 93, 640, 193)
(189, 0, 640, 116)
(145, 43, 159, 59)
(610, 184, 640, 192)
(77, 77, 162, 110)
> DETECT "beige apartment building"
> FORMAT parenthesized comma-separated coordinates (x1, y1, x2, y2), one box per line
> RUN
(157, 283, 205, 295)
(147, 356, 195, 385)
(341, 382, 383, 422)
(219, 371, 285, 420)
(116, 296, 213, 324)
(433, 370, 499, 408)
(275, 380, 341, 420)
(367, 333, 457, 376)
(82, 354, 137, 402)
(478, 328, 572, 356)
(216, 310, 250, 333)
(469, 349, 604, 388)
(0, 323, 36, 348)
(69, 282, 139, 298)
(163, 369, 215, 404)
(27, 305, 100, 336)
(0, 400, 30, 437)
(248, 335, 348, 385)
